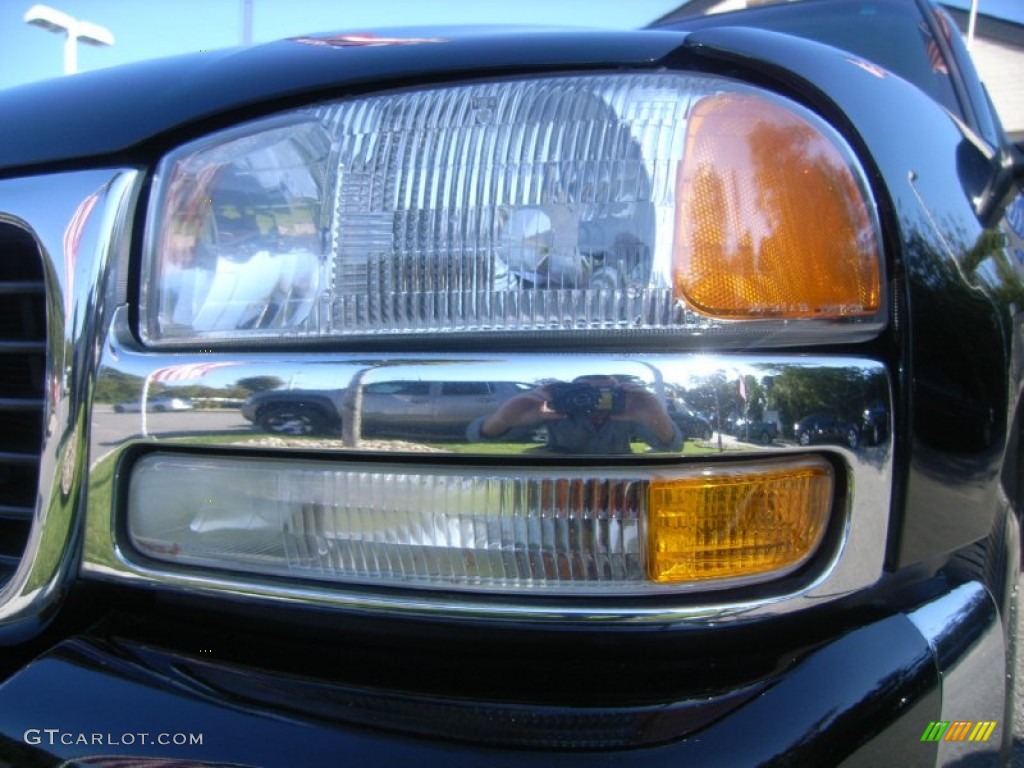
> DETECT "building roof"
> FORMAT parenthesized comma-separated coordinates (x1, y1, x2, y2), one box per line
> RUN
(940, 1, 1024, 47)
(940, 0, 1024, 28)
(940, 2, 1024, 142)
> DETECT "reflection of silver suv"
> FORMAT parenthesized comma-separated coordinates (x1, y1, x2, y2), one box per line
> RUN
(241, 381, 532, 438)
(113, 397, 193, 413)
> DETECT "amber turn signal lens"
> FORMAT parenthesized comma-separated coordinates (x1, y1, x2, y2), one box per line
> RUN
(648, 457, 833, 585)
(674, 93, 880, 319)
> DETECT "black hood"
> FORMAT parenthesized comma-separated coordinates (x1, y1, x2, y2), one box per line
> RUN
(0, 26, 687, 174)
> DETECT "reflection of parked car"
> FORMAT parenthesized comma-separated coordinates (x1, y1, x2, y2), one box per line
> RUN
(666, 399, 712, 440)
(794, 412, 859, 449)
(861, 400, 889, 446)
(113, 397, 192, 413)
(241, 381, 532, 438)
(730, 418, 779, 444)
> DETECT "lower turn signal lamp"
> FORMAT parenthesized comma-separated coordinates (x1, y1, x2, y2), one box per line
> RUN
(648, 457, 833, 584)
(127, 454, 834, 594)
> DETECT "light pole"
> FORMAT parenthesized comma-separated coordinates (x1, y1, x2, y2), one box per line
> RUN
(966, 0, 980, 51)
(24, 4, 114, 75)
(241, 0, 253, 45)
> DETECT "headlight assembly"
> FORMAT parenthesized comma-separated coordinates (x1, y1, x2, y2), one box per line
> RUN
(141, 72, 884, 347)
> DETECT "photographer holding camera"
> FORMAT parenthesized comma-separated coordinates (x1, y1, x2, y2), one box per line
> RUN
(467, 374, 682, 454)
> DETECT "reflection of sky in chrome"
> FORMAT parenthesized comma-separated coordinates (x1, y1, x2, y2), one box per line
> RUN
(142, 356, 783, 393)
(258, 359, 678, 390)
(108, 346, 857, 395)
(102, 355, 803, 396)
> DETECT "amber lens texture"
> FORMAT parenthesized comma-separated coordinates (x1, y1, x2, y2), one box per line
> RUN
(674, 93, 880, 319)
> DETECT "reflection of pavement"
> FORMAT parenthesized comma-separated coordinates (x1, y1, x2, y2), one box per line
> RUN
(696, 432, 747, 451)
(698, 433, 782, 451)
(89, 407, 259, 470)
(90, 408, 452, 456)
(91, 407, 251, 446)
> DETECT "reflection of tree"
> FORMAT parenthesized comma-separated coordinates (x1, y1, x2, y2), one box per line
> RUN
(904, 222, 1005, 454)
(683, 368, 882, 440)
(960, 225, 1024, 311)
(740, 374, 766, 422)
(95, 370, 284, 406)
(682, 374, 769, 430)
(683, 373, 727, 428)
(771, 368, 877, 436)
(94, 370, 145, 404)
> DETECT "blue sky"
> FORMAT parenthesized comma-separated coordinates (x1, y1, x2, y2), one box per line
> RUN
(0, 0, 683, 92)
(941, 0, 1024, 23)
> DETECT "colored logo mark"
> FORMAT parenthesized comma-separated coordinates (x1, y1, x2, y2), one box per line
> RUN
(920, 721, 997, 742)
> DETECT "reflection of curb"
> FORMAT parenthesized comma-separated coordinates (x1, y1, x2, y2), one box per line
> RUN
(696, 435, 745, 451)
(238, 437, 448, 453)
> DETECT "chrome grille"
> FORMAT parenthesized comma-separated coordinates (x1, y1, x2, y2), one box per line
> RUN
(0, 225, 45, 584)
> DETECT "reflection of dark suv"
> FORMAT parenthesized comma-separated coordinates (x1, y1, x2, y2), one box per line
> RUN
(666, 399, 712, 440)
(242, 381, 531, 438)
(861, 400, 889, 446)
(731, 418, 779, 444)
(794, 412, 860, 449)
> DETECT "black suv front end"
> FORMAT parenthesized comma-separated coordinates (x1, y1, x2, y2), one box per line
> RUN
(1, 2, 1022, 765)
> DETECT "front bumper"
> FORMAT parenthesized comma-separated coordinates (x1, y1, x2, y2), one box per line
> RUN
(0, 577, 1007, 768)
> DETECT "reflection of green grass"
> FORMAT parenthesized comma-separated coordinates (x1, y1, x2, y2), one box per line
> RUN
(430, 440, 722, 456)
(29, 450, 126, 591)
(90, 454, 117, 512)
(163, 434, 263, 446)
(134, 432, 727, 456)
(428, 442, 538, 454)
(82, 451, 120, 571)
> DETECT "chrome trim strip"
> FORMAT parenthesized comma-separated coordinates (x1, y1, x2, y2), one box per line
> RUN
(907, 581, 1005, 764)
(0, 169, 141, 641)
(83, 340, 894, 625)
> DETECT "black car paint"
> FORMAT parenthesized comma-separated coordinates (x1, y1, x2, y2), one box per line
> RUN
(0, 600, 946, 766)
(0, 28, 688, 175)
(666, 20, 1019, 568)
(0, 1, 1021, 765)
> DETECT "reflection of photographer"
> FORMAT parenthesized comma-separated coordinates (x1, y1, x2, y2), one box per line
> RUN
(468, 374, 682, 454)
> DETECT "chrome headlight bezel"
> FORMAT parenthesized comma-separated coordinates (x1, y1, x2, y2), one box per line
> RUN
(82, 345, 894, 626)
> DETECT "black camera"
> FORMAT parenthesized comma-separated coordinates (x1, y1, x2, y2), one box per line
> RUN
(548, 382, 625, 417)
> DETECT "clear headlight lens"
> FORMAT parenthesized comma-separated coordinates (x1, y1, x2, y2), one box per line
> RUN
(147, 118, 329, 338)
(127, 454, 833, 594)
(142, 73, 883, 346)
